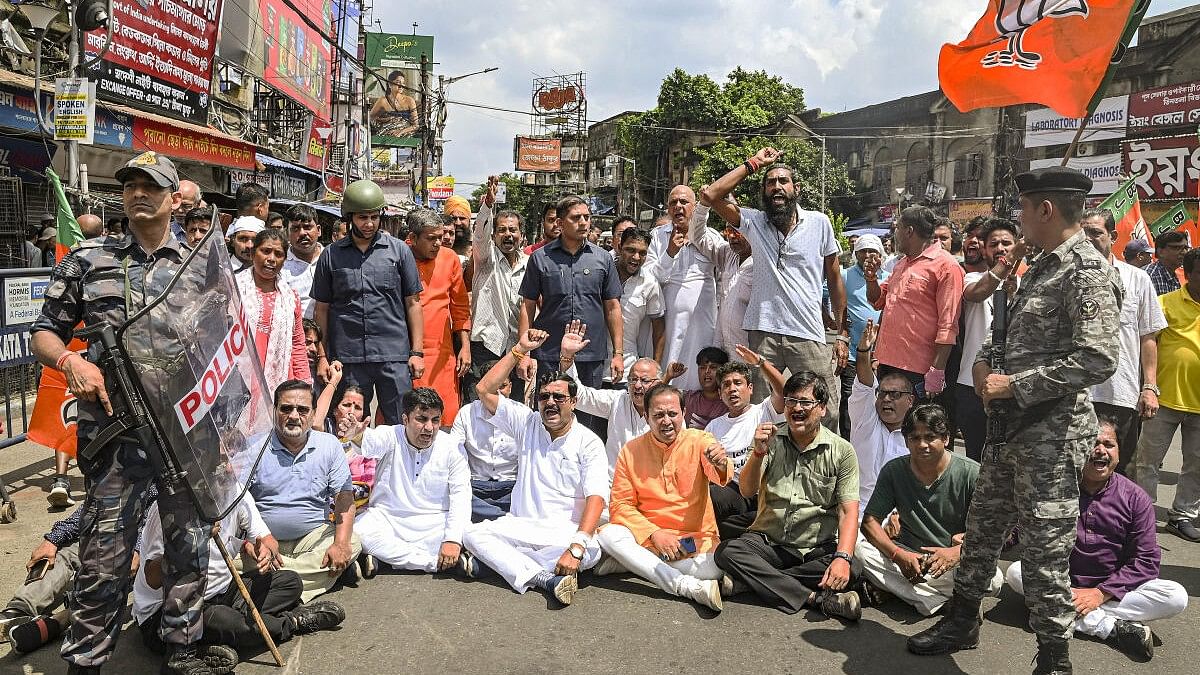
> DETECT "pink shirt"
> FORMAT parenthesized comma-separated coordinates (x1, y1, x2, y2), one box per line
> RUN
(873, 243, 965, 374)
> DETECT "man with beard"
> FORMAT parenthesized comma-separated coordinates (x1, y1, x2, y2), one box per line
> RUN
(687, 198, 753, 356)
(837, 235, 887, 438)
(644, 186, 718, 392)
(701, 149, 847, 430)
(355, 388, 471, 574)
(281, 204, 324, 319)
(615, 228, 665, 376)
(597, 384, 731, 611)
(961, 216, 989, 274)
(311, 180, 425, 423)
(467, 176, 529, 403)
(407, 207, 471, 426)
(523, 203, 560, 254)
(849, 320, 916, 508)
(1006, 417, 1187, 661)
(1081, 208, 1165, 474)
(226, 216, 263, 272)
(462, 330, 609, 607)
(558, 320, 658, 474)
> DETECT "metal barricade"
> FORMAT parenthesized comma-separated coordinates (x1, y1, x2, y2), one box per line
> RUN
(0, 266, 52, 521)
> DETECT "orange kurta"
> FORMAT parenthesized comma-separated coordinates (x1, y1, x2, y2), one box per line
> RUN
(610, 428, 731, 554)
(413, 246, 471, 425)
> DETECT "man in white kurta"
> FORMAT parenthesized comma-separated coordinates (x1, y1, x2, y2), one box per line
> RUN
(645, 186, 717, 391)
(354, 388, 472, 572)
(463, 330, 610, 605)
(687, 204, 754, 356)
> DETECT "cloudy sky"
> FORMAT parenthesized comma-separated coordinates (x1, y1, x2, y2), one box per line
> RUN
(376, 0, 1195, 195)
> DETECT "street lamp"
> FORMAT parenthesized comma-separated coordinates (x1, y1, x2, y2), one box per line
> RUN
(20, 1, 64, 137)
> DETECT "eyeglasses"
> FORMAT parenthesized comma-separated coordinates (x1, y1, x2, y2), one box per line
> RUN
(782, 397, 820, 412)
(537, 392, 571, 403)
(628, 377, 658, 386)
(278, 404, 312, 416)
(876, 389, 914, 401)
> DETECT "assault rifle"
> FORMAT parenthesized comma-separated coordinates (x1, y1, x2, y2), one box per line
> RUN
(984, 287, 1009, 462)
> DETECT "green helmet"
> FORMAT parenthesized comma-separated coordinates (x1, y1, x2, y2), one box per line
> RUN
(341, 179, 387, 218)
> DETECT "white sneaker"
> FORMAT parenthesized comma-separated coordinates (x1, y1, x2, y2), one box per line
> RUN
(47, 478, 74, 507)
(685, 578, 724, 612)
(590, 555, 626, 577)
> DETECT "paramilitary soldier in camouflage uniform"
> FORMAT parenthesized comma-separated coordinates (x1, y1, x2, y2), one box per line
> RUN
(907, 166, 1122, 674)
(30, 152, 236, 675)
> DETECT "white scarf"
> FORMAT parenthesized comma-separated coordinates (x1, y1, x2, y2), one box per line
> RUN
(235, 269, 299, 397)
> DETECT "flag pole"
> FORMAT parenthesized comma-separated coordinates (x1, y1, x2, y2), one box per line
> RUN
(211, 524, 286, 667)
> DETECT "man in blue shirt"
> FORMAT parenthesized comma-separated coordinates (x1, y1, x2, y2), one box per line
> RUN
(837, 234, 888, 438)
(311, 180, 424, 424)
(249, 380, 360, 603)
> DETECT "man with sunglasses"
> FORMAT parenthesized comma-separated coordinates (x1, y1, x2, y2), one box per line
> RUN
(461, 330, 609, 606)
(849, 319, 915, 508)
(714, 372, 864, 621)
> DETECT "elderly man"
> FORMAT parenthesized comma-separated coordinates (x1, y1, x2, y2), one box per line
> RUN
(76, 214, 104, 240)
(226, 215, 264, 272)
(311, 180, 425, 423)
(687, 202, 753, 357)
(281, 204, 324, 319)
(248, 380, 361, 602)
(355, 388, 471, 573)
(170, 179, 202, 242)
(408, 207, 471, 426)
(645, 185, 717, 392)
(714, 372, 864, 621)
(467, 177, 529, 402)
(703, 347, 785, 540)
(837, 234, 888, 438)
(850, 320, 915, 508)
(858, 404, 999, 616)
(701, 149, 847, 430)
(462, 330, 609, 606)
(1007, 417, 1188, 661)
(615, 228, 665, 378)
(451, 363, 520, 522)
(1080, 209, 1166, 474)
(598, 383, 731, 611)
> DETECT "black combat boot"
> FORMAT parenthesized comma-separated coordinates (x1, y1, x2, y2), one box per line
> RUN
(906, 593, 982, 655)
(1032, 636, 1072, 675)
(161, 643, 238, 675)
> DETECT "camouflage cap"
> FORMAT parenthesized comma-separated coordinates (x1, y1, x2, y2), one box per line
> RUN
(115, 151, 180, 190)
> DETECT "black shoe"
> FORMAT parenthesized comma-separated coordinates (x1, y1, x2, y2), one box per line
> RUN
(7, 614, 63, 653)
(1110, 619, 1153, 661)
(358, 552, 379, 579)
(1032, 636, 1071, 675)
(289, 599, 346, 634)
(1167, 519, 1200, 542)
(0, 608, 34, 642)
(906, 593, 982, 655)
(161, 644, 238, 675)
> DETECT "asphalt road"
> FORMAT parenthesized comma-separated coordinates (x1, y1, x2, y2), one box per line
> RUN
(2, 433, 1197, 675)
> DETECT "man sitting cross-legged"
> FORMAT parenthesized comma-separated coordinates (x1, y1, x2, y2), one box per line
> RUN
(1006, 416, 1188, 661)
(461, 329, 609, 606)
(702, 345, 786, 540)
(850, 319, 915, 508)
(355, 387, 472, 574)
(857, 403, 1001, 616)
(450, 363, 520, 523)
(597, 383, 732, 611)
(714, 371, 864, 621)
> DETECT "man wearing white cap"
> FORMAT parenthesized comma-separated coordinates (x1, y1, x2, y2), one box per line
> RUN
(836, 234, 887, 438)
(227, 216, 265, 272)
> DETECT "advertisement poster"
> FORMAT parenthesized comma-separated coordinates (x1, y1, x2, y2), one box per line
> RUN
(1023, 95, 1128, 149)
(515, 137, 561, 172)
(365, 32, 434, 148)
(52, 78, 95, 144)
(1028, 153, 1123, 196)
(262, 0, 333, 122)
(1123, 135, 1200, 201)
(1128, 80, 1200, 132)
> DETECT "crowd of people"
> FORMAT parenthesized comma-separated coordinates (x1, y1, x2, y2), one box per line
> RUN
(2, 147, 1197, 675)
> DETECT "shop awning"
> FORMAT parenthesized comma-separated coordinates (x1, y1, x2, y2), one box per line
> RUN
(257, 153, 321, 179)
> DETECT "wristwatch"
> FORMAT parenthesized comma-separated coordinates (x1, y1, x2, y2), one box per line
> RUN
(568, 543, 585, 560)
(1142, 383, 1160, 396)
(410, 351, 425, 358)
(832, 551, 853, 564)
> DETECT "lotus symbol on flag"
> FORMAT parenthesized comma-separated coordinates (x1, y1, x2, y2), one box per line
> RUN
(983, 0, 1090, 70)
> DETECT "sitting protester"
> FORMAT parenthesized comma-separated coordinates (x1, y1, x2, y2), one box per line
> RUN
(1005, 416, 1188, 661)
(450, 361, 521, 522)
(664, 347, 731, 429)
(355, 388, 471, 575)
(850, 319, 916, 508)
(597, 384, 732, 611)
(858, 404, 1001, 616)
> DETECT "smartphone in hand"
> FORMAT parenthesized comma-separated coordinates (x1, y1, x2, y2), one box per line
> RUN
(679, 537, 697, 555)
(25, 558, 50, 585)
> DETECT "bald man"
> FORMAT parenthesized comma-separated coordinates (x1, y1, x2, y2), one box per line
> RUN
(172, 179, 202, 242)
(643, 186, 718, 391)
(77, 214, 104, 239)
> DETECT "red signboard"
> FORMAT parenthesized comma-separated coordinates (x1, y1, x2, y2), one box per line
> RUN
(1128, 80, 1200, 132)
(516, 137, 562, 172)
(262, 0, 332, 121)
(84, 0, 223, 125)
(305, 118, 332, 171)
(1123, 134, 1200, 201)
(134, 119, 256, 170)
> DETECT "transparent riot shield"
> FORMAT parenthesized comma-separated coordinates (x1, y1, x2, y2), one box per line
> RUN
(115, 228, 273, 522)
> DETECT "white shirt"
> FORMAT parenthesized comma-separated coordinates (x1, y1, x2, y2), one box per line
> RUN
(620, 268, 665, 376)
(572, 382, 649, 476)
(281, 247, 322, 319)
(360, 426, 472, 544)
(704, 400, 784, 481)
(688, 205, 753, 355)
(1091, 259, 1167, 409)
(735, 206, 839, 342)
(449, 400, 519, 481)
(132, 495, 269, 624)
(848, 376, 909, 508)
(645, 221, 718, 391)
(485, 397, 610, 524)
(958, 272, 1021, 387)
(470, 203, 530, 356)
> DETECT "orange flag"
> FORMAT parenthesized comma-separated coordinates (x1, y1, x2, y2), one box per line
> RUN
(939, 0, 1149, 118)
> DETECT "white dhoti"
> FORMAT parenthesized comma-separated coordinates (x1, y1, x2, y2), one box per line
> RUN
(858, 539, 1002, 616)
(355, 508, 447, 573)
(1006, 561, 1188, 638)
(463, 515, 601, 592)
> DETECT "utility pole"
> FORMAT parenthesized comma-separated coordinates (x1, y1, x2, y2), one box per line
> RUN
(435, 74, 444, 176)
(66, 12, 81, 191)
(419, 53, 429, 205)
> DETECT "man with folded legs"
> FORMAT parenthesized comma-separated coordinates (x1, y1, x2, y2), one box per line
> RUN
(450, 365, 520, 522)
(462, 330, 609, 606)
(597, 384, 731, 611)
(850, 319, 916, 508)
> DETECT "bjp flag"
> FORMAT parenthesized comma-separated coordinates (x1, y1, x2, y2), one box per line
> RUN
(1098, 177, 1147, 262)
(939, 0, 1149, 118)
(27, 169, 85, 457)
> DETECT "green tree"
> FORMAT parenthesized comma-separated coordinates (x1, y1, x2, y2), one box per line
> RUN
(469, 173, 550, 241)
(723, 67, 805, 128)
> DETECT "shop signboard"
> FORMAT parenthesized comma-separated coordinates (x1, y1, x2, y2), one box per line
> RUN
(0, 84, 131, 148)
(1029, 153, 1123, 196)
(1128, 80, 1200, 132)
(135, 118, 256, 170)
(515, 137, 561, 172)
(1123, 134, 1200, 200)
(1023, 95, 1128, 148)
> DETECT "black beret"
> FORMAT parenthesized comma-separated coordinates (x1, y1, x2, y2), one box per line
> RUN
(1014, 166, 1092, 195)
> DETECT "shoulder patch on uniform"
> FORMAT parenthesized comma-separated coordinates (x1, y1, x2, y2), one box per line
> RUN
(1080, 298, 1100, 320)
(1079, 259, 1102, 269)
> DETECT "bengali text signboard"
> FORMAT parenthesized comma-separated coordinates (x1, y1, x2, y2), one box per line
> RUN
(1123, 135, 1200, 201)
(1128, 80, 1200, 133)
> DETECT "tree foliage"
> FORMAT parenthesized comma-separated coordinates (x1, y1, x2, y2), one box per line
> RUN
(469, 173, 545, 236)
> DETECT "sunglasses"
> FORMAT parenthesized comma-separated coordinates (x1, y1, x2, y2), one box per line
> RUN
(537, 392, 571, 403)
(876, 389, 914, 401)
(278, 404, 312, 416)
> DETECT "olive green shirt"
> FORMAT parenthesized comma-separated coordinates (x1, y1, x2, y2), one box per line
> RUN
(749, 424, 860, 556)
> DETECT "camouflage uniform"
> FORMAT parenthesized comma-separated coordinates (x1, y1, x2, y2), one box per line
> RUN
(954, 229, 1122, 640)
(31, 234, 209, 668)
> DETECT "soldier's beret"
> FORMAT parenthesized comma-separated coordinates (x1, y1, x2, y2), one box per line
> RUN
(1014, 166, 1092, 195)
